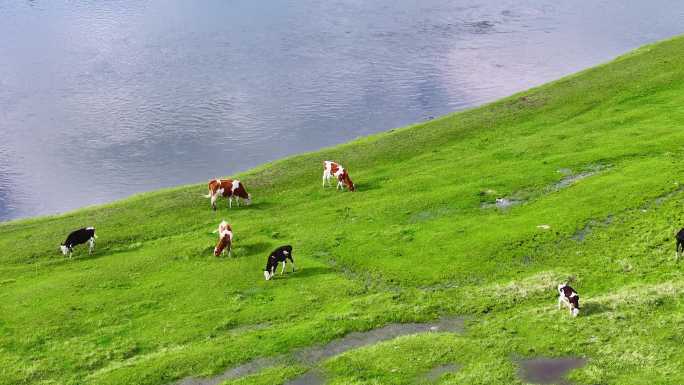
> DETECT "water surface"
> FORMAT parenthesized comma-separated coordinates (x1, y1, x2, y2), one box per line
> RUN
(1, 0, 683, 221)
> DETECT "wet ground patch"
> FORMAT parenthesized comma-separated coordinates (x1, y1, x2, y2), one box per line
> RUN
(552, 164, 609, 191)
(481, 197, 524, 210)
(517, 357, 587, 385)
(176, 357, 281, 385)
(283, 370, 325, 385)
(174, 317, 464, 385)
(572, 215, 613, 241)
(422, 363, 459, 382)
(295, 317, 464, 364)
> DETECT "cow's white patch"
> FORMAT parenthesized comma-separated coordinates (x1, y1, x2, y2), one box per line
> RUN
(217, 188, 224, 196)
(60, 245, 69, 256)
(86, 226, 95, 231)
(572, 308, 580, 317)
(569, 292, 577, 298)
(283, 250, 289, 255)
(231, 180, 240, 193)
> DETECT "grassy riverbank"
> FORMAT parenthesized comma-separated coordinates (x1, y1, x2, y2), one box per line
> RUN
(2, 36, 684, 385)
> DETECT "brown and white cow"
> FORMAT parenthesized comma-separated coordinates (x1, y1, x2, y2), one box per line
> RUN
(213, 220, 233, 257)
(322, 161, 355, 192)
(205, 178, 251, 210)
(558, 283, 580, 317)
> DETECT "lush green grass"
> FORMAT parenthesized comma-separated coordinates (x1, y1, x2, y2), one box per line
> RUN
(2, 36, 684, 385)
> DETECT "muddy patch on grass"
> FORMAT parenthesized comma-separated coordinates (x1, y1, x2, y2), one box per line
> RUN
(552, 165, 608, 192)
(284, 370, 325, 385)
(572, 215, 613, 241)
(517, 357, 587, 385)
(174, 317, 464, 385)
(176, 357, 281, 385)
(481, 197, 524, 210)
(553, 171, 597, 190)
(423, 363, 459, 382)
(295, 317, 464, 363)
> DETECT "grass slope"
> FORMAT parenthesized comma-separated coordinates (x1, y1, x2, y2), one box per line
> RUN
(2, 36, 684, 385)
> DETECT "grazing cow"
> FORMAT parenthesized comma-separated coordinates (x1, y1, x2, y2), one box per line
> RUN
(213, 220, 233, 257)
(676, 228, 684, 260)
(263, 245, 295, 280)
(322, 161, 355, 192)
(558, 284, 580, 317)
(60, 227, 97, 257)
(204, 178, 252, 210)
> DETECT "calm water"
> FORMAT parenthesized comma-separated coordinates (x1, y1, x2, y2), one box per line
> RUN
(1, 0, 683, 222)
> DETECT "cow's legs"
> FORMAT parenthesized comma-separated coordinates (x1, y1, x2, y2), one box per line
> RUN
(281, 261, 286, 274)
(89, 238, 95, 255)
(557, 296, 563, 310)
(228, 196, 233, 208)
(289, 257, 296, 272)
(211, 193, 218, 211)
(323, 171, 332, 187)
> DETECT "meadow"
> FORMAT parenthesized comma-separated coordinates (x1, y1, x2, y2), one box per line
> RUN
(2, 36, 684, 385)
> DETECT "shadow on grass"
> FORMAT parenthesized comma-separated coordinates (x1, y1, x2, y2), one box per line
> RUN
(236, 241, 273, 256)
(243, 201, 277, 211)
(355, 179, 383, 192)
(582, 302, 613, 317)
(270, 266, 334, 280)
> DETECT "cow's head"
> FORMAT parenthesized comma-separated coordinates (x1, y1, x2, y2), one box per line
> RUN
(214, 234, 230, 256)
(245, 193, 252, 205)
(572, 307, 579, 317)
(340, 172, 355, 192)
(59, 244, 70, 256)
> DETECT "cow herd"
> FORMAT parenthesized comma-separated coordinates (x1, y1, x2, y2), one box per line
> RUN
(58, 161, 354, 281)
(57, 160, 684, 314)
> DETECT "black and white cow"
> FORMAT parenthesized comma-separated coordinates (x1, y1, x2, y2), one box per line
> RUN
(60, 227, 97, 257)
(676, 228, 684, 260)
(558, 283, 580, 317)
(263, 245, 295, 280)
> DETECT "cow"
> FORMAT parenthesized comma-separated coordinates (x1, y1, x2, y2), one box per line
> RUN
(676, 228, 684, 260)
(322, 161, 355, 192)
(60, 227, 97, 257)
(204, 178, 252, 210)
(558, 283, 580, 317)
(263, 245, 295, 280)
(213, 220, 233, 257)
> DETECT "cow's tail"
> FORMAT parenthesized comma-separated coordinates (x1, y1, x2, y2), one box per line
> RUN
(203, 186, 214, 198)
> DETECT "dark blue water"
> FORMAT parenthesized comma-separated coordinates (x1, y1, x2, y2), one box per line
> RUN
(1, 0, 683, 221)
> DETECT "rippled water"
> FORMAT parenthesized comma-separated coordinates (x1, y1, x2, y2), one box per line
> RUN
(1, 0, 683, 221)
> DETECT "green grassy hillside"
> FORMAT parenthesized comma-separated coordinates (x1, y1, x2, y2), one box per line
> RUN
(2, 36, 684, 385)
